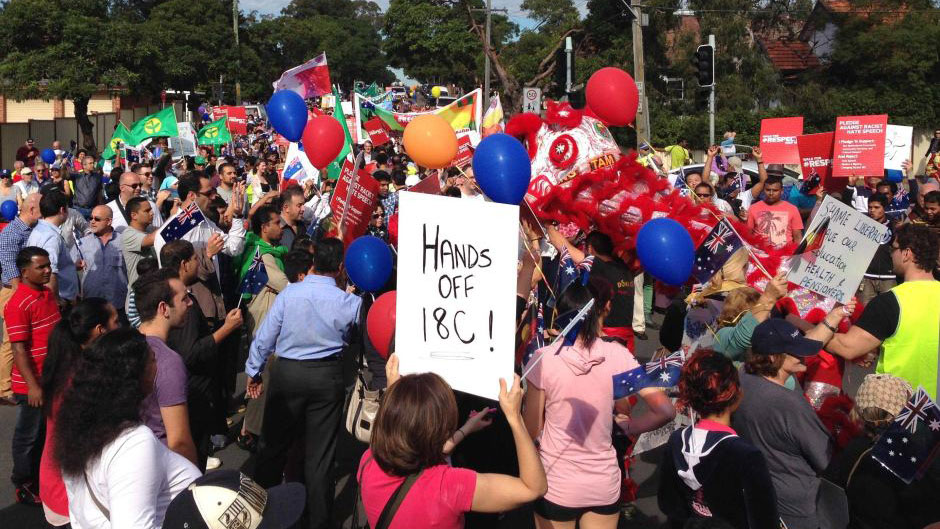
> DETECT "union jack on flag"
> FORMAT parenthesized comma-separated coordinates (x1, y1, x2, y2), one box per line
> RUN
(897, 387, 939, 434)
(158, 202, 205, 243)
(239, 247, 269, 297)
(872, 386, 940, 484)
(555, 246, 594, 299)
(691, 219, 743, 284)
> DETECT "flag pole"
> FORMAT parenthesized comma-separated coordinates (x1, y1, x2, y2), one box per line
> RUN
(522, 298, 595, 379)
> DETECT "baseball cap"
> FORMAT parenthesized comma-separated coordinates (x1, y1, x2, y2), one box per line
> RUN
(855, 374, 912, 417)
(751, 318, 822, 358)
(26, 138, 34, 143)
(20, 167, 33, 176)
(162, 471, 304, 529)
(0, 170, 10, 179)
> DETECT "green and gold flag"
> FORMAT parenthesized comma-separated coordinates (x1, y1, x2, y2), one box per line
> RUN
(102, 122, 137, 160)
(197, 117, 232, 146)
(129, 107, 179, 140)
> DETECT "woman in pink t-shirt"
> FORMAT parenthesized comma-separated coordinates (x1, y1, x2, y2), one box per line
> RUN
(358, 354, 547, 529)
(523, 278, 675, 529)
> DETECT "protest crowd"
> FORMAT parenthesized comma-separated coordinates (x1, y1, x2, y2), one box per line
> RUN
(2, 58, 940, 529)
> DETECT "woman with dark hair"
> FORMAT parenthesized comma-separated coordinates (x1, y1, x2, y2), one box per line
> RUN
(56, 328, 200, 528)
(522, 278, 675, 529)
(358, 356, 547, 529)
(39, 298, 120, 527)
(658, 350, 779, 529)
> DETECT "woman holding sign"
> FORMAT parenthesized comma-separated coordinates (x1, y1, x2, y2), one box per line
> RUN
(522, 278, 675, 529)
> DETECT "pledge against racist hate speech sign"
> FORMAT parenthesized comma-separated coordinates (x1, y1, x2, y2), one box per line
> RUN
(787, 195, 888, 304)
(833, 115, 888, 177)
(395, 192, 518, 400)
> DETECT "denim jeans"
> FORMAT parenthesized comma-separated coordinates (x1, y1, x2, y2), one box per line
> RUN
(11, 394, 45, 486)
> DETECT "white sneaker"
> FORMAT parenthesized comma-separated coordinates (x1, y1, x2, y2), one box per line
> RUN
(206, 457, 222, 470)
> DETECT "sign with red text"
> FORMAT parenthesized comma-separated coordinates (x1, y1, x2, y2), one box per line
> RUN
(330, 159, 380, 244)
(797, 132, 837, 193)
(759, 117, 804, 164)
(211, 106, 248, 135)
(833, 115, 888, 177)
(396, 192, 518, 400)
(363, 117, 390, 146)
(451, 135, 474, 168)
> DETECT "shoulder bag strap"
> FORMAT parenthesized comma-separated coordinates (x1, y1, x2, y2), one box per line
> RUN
(845, 447, 874, 489)
(375, 470, 424, 529)
(84, 471, 111, 521)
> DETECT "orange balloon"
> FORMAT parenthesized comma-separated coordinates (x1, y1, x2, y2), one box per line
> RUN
(403, 114, 458, 169)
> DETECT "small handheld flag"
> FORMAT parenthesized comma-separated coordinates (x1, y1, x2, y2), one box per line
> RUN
(239, 247, 269, 297)
(692, 218, 744, 284)
(871, 386, 940, 484)
(613, 351, 685, 399)
(159, 202, 206, 244)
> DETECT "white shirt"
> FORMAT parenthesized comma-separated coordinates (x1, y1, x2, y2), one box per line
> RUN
(64, 425, 200, 529)
(13, 180, 39, 201)
(107, 197, 162, 233)
(153, 204, 246, 267)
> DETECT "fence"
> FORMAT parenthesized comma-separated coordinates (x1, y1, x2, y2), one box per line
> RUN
(0, 102, 185, 169)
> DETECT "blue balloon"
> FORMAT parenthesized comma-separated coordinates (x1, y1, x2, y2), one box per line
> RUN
(345, 235, 393, 292)
(472, 133, 532, 205)
(40, 148, 56, 164)
(1, 200, 17, 222)
(266, 90, 308, 142)
(636, 218, 694, 286)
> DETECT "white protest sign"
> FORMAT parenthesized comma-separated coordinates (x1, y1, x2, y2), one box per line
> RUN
(396, 192, 518, 400)
(884, 124, 913, 172)
(788, 195, 889, 304)
(168, 122, 197, 158)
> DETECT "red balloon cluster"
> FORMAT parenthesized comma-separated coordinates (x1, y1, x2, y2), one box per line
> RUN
(585, 67, 640, 127)
(302, 115, 346, 169)
(366, 291, 396, 359)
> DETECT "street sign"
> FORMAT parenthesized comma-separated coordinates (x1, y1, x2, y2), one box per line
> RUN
(522, 87, 541, 114)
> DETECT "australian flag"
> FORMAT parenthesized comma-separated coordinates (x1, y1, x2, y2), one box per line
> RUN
(556, 246, 594, 298)
(159, 202, 205, 243)
(692, 219, 743, 284)
(283, 157, 305, 182)
(239, 247, 268, 296)
(522, 302, 545, 367)
(872, 386, 940, 484)
(612, 351, 685, 399)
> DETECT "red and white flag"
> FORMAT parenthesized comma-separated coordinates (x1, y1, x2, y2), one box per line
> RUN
(272, 52, 332, 99)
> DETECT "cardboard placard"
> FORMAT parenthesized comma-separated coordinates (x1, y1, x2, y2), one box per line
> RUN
(759, 117, 804, 164)
(884, 124, 913, 174)
(787, 195, 889, 304)
(797, 132, 838, 193)
(396, 192, 518, 400)
(363, 117, 390, 146)
(212, 106, 248, 135)
(833, 115, 888, 177)
(329, 160, 380, 244)
(451, 135, 473, 168)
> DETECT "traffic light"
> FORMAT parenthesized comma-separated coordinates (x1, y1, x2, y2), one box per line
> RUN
(692, 44, 714, 87)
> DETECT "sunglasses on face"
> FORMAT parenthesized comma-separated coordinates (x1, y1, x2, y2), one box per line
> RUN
(90, 216, 110, 222)
(696, 192, 712, 198)
(123, 183, 142, 189)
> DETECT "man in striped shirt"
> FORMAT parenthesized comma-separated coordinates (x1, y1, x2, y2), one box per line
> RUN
(5, 246, 60, 504)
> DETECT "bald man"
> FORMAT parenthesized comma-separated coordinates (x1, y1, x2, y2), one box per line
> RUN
(106, 172, 162, 232)
(79, 205, 128, 320)
(0, 193, 42, 401)
(910, 180, 940, 224)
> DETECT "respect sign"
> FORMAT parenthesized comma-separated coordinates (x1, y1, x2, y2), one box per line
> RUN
(330, 160, 380, 244)
(759, 117, 804, 164)
(788, 195, 889, 304)
(833, 115, 888, 176)
(396, 192, 518, 400)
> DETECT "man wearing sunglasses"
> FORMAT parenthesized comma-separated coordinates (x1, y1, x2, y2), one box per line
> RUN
(78, 205, 128, 322)
(826, 224, 940, 399)
(107, 172, 163, 233)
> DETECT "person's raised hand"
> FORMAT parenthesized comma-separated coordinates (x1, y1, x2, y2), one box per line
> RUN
(763, 271, 789, 301)
(707, 145, 719, 158)
(838, 298, 857, 319)
(751, 146, 762, 162)
(206, 233, 225, 260)
(223, 307, 243, 331)
(385, 353, 400, 387)
(498, 374, 524, 422)
(462, 407, 496, 435)
(902, 159, 913, 177)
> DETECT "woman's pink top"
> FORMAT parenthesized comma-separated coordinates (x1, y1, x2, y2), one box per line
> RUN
(358, 449, 477, 529)
(525, 338, 640, 508)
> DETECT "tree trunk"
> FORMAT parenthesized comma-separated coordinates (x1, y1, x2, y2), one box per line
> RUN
(73, 96, 97, 153)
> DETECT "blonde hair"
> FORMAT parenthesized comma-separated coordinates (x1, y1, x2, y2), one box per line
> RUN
(717, 287, 761, 328)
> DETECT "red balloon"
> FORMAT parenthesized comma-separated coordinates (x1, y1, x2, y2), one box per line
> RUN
(302, 115, 345, 169)
(366, 291, 396, 359)
(585, 67, 639, 127)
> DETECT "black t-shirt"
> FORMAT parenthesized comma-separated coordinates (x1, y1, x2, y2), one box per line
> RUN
(855, 291, 901, 340)
(590, 257, 634, 328)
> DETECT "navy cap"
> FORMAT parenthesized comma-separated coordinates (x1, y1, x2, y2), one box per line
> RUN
(751, 318, 822, 358)
(0, 170, 10, 179)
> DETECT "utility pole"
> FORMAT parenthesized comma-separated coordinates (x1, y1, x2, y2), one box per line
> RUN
(233, 0, 241, 105)
(473, 1, 507, 111)
(708, 34, 715, 146)
(626, 0, 650, 149)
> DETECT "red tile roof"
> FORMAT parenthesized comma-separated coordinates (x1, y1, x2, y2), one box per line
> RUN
(762, 39, 820, 72)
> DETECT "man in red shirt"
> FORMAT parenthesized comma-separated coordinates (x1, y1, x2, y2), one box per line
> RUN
(5, 246, 60, 504)
(747, 175, 803, 249)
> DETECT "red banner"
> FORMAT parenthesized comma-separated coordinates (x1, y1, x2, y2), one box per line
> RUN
(409, 173, 442, 195)
(212, 106, 248, 135)
(759, 117, 803, 164)
(832, 115, 888, 177)
(363, 117, 391, 146)
(451, 135, 473, 168)
(330, 159, 380, 244)
(797, 132, 838, 193)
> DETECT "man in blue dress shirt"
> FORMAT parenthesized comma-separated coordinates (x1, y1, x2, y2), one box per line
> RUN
(245, 237, 362, 529)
